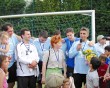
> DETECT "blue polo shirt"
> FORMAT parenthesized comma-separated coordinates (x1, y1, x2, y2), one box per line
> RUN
(106, 57, 110, 65)
(7, 34, 19, 68)
(64, 37, 80, 68)
(33, 38, 51, 61)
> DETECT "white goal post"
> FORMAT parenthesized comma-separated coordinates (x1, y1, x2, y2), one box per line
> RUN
(0, 10, 95, 41)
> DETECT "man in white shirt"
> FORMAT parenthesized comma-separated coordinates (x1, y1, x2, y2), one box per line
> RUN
(16, 28, 39, 88)
(95, 35, 109, 57)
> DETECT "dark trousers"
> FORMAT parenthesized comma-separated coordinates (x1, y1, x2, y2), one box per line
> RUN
(66, 66, 74, 78)
(74, 74, 86, 88)
(107, 80, 110, 88)
(7, 62, 17, 83)
(37, 61, 43, 88)
(17, 76, 36, 88)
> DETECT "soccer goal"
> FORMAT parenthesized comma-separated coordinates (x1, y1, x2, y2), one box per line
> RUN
(0, 10, 95, 41)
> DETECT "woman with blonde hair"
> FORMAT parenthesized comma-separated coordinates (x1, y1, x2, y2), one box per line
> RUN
(41, 35, 66, 87)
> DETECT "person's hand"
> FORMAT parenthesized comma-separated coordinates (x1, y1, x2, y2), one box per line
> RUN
(30, 60, 37, 67)
(103, 73, 110, 82)
(28, 60, 38, 68)
(88, 41, 94, 46)
(28, 64, 34, 68)
(77, 44, 82, 51)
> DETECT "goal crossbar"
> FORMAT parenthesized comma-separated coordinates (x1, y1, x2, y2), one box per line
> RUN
(0, 10, 95, 41)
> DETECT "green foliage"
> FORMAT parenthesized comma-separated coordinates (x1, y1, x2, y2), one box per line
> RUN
(0, 0, 110, 38)
(0, 0, 25, 15)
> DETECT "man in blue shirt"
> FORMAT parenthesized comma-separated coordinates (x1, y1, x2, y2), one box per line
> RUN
(1, 23, 21, 88)
(33, 30, 51, 88)
(69, 27, 97, 88)
(63, 28, 80, 78)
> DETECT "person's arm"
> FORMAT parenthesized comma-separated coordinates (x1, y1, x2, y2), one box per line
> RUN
(0, 71, 5, 88)
(41, 62, 47, 84)
(62, 51, 67, 77)
(69, 42, 81, 58)
(104, 64, 110, 81)
(41, 50, 49, 84)
(28, 45, 39, 68)
(0, 44, 9, 54)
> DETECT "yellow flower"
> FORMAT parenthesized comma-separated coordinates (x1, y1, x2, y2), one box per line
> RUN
(83, 49, 97, 62)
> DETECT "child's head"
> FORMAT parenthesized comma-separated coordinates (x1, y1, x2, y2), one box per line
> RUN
(99, 54, 107, 65)
(90, 57, 101, 70)
(104, 45, 110, 56)
(62, 78, 70, 88)
(66, 28, 74, 41)
(0, 32, 9, 44)
(0, 55, 9, 73)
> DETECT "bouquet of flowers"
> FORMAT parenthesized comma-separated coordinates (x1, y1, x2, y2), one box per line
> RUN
(82, 49, 96, 62)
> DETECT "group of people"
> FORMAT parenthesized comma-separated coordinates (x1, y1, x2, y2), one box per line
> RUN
(0, 22, 110, 88)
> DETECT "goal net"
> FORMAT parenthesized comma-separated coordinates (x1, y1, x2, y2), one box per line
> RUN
(0, 10, 95, 41)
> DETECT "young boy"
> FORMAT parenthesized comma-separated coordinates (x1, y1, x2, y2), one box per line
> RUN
(104, 45, 110, 65)
(97, 54, 108, 88)
(86, 57, 101, 88)
(63, 28, 80, 77)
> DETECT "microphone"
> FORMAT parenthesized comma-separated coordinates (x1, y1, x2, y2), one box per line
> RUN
(80, 39, 82, 43)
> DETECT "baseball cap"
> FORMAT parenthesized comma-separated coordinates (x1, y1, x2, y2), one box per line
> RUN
(97, 35, 105, 41)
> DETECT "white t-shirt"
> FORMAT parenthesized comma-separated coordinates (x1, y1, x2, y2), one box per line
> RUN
(86, 69, 99, 88)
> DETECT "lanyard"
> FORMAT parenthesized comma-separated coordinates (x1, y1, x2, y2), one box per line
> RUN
(24, 43, 30, 51)
(39, 40, 44, 51)
(53, 49, 59, 62)
(81, 42, 86, 51)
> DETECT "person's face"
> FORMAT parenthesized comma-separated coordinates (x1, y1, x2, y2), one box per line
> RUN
(22, 31, 31, 41)
(54, 41, 62, 49)
(66, 32, 74, 41)
(104, 50, 110, 56)
(101, 59, 106, 65)
(63, 82, 70, 88)
(99, 39, 106, 45)
(1, 57, 9, 70)
(80, 30, 89, 41)
(6, 26, 14, 37)
(39, 37, 47, 43)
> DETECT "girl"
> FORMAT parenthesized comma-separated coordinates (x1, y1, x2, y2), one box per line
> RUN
(0, 55, 9, 88)
(41, 35, 66, 84)
(0, 32, 9, 55)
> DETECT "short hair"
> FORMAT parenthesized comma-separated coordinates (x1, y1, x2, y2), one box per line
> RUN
(99, 54, 107, 61)
(1, 23, 13, 31)
(20, 28, 30, 38)
(105, 45, 110, 52)
(80, 27, 89, 34)
(66, 28, 74, 34)
(90, 57, 101, 70)
(54, 30, 61, 35)
(39, 30, 48, 39)
(51, 35, 62, 48)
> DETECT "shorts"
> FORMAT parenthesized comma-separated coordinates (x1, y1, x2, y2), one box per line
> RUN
(7, 62, 17, 83)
